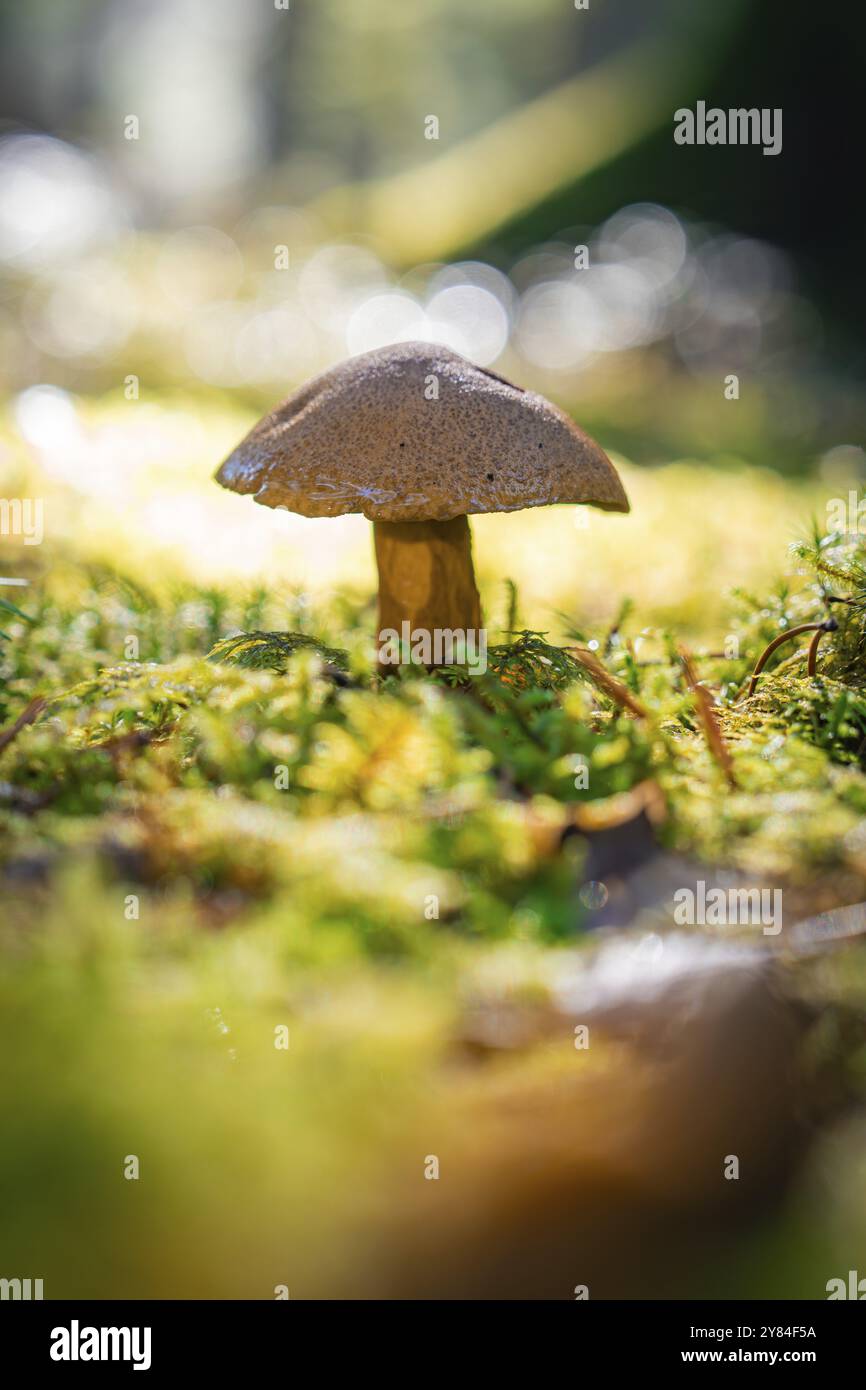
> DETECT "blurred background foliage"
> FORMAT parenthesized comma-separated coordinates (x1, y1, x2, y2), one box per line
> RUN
(2, 0, 866, 1300)
(0, 0, 863, 465)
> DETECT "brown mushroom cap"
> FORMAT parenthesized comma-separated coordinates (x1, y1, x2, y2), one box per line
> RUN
(215, 341, 628, 522)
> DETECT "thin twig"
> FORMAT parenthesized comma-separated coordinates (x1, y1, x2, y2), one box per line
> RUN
(742, 622, 832, 700)
(807, 618, 838, 676)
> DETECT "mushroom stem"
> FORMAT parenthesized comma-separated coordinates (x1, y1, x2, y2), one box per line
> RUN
(374, 516, 482, 666)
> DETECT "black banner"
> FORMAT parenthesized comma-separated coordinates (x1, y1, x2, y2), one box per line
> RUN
(2, 1299, 861, 1374)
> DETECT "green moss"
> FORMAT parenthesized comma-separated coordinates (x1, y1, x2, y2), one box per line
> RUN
(5, 458, 866, 1298)
(6, 507, 866, 920)
(207, 629, 349, 672)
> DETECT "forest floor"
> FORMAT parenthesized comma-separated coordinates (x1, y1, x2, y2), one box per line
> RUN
(2, 399, 866, 1297)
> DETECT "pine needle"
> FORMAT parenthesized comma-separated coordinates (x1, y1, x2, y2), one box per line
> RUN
(566, 646, 648, 718)
(679, 646, 737, 787)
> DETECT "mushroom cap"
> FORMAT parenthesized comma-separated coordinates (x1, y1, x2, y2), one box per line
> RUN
(215, 342, 629, 522)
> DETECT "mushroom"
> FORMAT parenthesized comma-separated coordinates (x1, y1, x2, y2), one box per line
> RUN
(215, 342, 628, 663)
